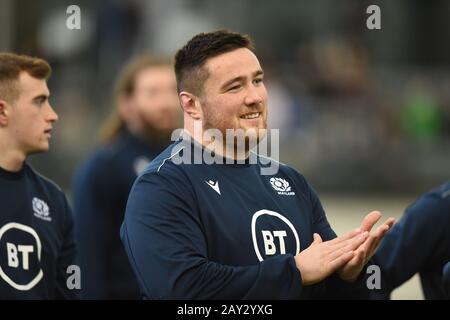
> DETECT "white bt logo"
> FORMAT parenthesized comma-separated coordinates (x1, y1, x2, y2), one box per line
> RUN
(0, 223, 43, 291)
(251, 209, 300, 262)
(262, 230, 287, 255)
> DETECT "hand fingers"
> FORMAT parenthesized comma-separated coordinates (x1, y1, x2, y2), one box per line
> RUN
(344, 248, 366, 272)
(329, 231, 368, 251)
(368, 236, 382, 258)
(356, 225, 387, 259)
(366, 219, 395, 257)
(347, 217, 396, 264)
(355, 233, 376, 257)
(359, 211, 382, 233)
(312, 233, 323, 245)
(327, 232, 369, 259)
(329, 251, 355, 271)
(364, 234, 384, 262)
(384, 217, 396, 229)
(327, 228, 362, 246)
(371, 218, 395, 244)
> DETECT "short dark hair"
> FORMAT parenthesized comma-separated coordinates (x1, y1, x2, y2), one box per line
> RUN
(174, 30, 254, 96)
(0, 53, 51, 104)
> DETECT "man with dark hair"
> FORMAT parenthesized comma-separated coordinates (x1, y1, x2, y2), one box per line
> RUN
(174, 31, 253, 96)
(371, 182, 450, 300)
(121, 30, 395, 299)
(72, 55, 180, 299)
(0, 53, 79, 299)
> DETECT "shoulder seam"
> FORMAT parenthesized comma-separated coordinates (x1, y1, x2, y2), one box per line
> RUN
(28, 164, 63, 193)
(157, 146, 186, 172)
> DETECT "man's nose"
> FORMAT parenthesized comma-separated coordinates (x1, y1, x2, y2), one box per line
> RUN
(244, 87, 263, 106)
(47, 104, 59, 122)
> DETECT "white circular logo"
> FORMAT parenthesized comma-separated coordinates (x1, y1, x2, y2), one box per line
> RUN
(270, 178, 291, 192)
(251, 209, 300, 262)
(0, 223, 43, 291)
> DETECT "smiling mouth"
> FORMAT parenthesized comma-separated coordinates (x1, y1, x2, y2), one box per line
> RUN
(240, 112, 261, 119)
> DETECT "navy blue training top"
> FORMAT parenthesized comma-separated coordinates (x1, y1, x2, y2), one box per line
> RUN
(121, 137, 369, 299)
(0, 163, 78, 299)
(72, 129, 167, 299)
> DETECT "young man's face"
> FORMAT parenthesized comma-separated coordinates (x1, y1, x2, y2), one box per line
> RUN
(128, 65, 180, 133)
(200, 48, 268, 142)
(8, 72, 58, 155)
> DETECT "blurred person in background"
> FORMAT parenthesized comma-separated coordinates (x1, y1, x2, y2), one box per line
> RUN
(0, 53, 79, 299)
(371, 181, 450, 300)
(72, 55, 180, 299)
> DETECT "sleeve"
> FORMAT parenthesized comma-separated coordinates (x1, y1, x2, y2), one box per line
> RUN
(301, 174, 370, 299)
(121, 170, 303, 300)
(71, 162, 112, 299)
(370, 194, 448, 299)
(55, 193, 80, 299)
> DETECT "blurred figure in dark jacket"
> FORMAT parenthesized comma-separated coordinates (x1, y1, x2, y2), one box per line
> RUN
(72, 55, 180, 299)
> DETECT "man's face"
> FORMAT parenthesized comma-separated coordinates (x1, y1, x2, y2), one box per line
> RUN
(7, 72, 58, 155)
(199, 48, 268, 142)
(128, 65, 180, 133)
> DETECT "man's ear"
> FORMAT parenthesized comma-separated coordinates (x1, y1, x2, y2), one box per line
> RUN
(0, 100, 9, 126)
(179, 92, 202, 120)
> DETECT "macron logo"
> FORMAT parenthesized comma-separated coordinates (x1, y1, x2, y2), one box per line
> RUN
(205, 180, 221, 195)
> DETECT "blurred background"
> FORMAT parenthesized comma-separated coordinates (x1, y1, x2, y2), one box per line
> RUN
(2, 0, 450, 299)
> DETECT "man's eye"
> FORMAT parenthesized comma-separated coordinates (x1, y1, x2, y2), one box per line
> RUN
(254, 78, 263, 85)
(228, 85, 240, 91)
